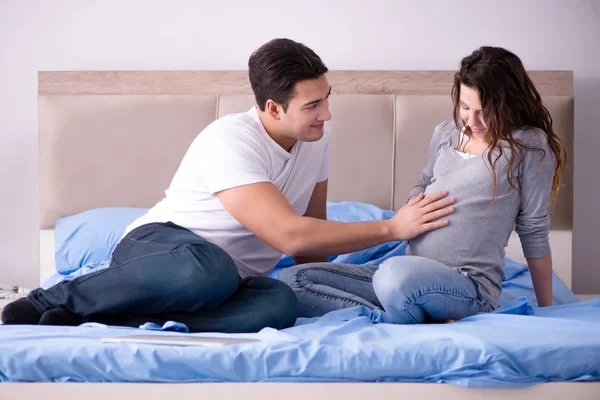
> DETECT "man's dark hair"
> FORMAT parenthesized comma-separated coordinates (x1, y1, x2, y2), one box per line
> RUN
(248, 38, 328, 112)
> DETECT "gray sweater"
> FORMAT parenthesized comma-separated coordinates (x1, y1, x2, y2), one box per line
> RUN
(406, 120, 554, 308)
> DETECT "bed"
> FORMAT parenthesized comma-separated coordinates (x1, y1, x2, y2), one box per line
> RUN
(1, 70, 598, 398)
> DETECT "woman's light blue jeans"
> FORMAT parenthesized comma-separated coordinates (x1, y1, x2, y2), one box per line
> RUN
(278, 255, 494, 324)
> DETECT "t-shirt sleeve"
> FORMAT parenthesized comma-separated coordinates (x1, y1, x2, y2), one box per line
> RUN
(196, 130, 271, 195)
(316, 122, 331, 182)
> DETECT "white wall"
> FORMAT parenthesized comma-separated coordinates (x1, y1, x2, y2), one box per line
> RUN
(1, 0, 598, 291)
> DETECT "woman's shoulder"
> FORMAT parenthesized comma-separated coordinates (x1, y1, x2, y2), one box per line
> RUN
(511, 126, 550, 149)
(432, 120, 458, 144)
(511, 127, 555, 170)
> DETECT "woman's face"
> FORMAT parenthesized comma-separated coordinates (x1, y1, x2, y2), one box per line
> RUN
(459, 84, 488, 138)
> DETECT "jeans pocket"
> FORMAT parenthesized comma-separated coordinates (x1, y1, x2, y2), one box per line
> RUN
(457, 268, 485, 302)
(125, 223, 164, 243)
(466, 275, 494, 312)
(455, 268, 493, 312)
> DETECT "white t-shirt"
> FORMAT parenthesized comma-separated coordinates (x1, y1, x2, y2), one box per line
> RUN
(125, 106, 330, 278)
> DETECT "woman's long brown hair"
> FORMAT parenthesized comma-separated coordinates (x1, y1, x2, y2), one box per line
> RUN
(451, 46, 566, 201)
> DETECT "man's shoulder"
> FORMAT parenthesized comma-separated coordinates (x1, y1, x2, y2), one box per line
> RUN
(196, 110, 264, 151)
(204, 110, 259, 136)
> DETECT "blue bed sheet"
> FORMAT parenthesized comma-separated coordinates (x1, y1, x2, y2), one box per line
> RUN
(0, 297, 598, 386)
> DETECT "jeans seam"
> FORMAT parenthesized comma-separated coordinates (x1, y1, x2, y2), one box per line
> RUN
(80, 246, 195, 285)
(295, 266, 376, 308)
(124, 221, 194, 244)
(403, 289, 485, 323)
(123, 237, 156, 244)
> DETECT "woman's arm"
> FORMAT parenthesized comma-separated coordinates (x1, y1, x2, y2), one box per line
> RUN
(527, 255, 553, 307)
(515, 130, 556, 307)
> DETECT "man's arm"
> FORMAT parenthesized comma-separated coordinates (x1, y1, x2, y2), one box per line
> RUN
(216, 182, 454, 258)
(293, 180, 329, 265)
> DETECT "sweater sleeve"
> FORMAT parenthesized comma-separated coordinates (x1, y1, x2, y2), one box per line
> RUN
(408, 120, 451, 199)
(515, 130, 554, 258)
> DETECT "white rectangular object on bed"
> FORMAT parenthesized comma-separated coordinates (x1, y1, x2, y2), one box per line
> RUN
(101, 334, 260, 347)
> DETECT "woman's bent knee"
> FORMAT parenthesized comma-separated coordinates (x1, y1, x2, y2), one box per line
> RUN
(373, 257, 423, 299)
(373, 257, 434, 324)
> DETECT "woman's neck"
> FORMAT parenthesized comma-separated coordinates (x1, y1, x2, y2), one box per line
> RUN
(458, 131, 490, 155)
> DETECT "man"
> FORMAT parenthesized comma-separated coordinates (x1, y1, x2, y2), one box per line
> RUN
(2, 38, 454, 332)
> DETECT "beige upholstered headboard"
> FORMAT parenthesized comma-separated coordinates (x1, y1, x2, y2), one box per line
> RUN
(38, 71, 573, 230)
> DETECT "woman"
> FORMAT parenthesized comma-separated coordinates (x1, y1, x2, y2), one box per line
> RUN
(279, 46, 566, 323)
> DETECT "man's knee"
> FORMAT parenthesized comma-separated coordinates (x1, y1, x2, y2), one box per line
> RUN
(244, 277, 298, 330)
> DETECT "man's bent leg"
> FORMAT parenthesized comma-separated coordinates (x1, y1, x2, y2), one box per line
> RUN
(5, 222, 239, 323)
(278, 263, 380, 318)
(91, 277, 298, 333)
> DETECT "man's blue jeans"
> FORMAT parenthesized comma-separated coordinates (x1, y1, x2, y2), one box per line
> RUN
(278, 256, 494, 323)
(27, 222, 297, 332)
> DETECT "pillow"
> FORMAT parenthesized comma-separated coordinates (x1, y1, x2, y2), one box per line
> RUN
(54, 207, 149, 275)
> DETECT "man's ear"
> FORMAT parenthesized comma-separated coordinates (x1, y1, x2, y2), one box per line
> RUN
(265, 99, 282, 120)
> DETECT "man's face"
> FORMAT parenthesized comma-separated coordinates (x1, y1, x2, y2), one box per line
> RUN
(279, 74, 332, 142)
